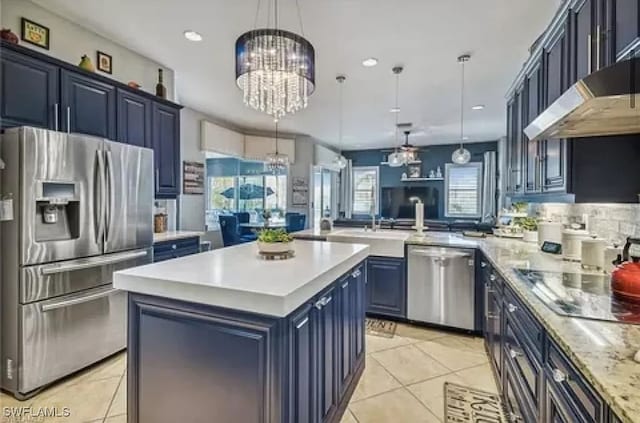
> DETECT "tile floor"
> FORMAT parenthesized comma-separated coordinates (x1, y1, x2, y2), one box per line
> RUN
(0, 323, 497, 423)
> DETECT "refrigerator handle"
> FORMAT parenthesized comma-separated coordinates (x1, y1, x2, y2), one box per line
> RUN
(95, 151, 106, 244)
(54, 104, 59, 131)
(66, 106, 71, 133)
(105, 150, 115, 244)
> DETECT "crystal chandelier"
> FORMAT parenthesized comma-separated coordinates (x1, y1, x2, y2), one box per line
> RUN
(333, 75, 348, 169)
(388, 66, 405, 168)
(452, 54, 472, 164)
(266, 122, 289, 174)
(236, 0, 315, 121)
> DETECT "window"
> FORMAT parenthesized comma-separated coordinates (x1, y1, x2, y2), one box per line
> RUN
(445, 163, 482, 218)
(313, 167, 337, 227)
(352, 166, 379, 215)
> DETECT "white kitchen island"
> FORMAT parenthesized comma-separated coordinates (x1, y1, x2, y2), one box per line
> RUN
(114, 240, 369, 423)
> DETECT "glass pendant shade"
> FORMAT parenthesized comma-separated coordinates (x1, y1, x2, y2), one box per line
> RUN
(236, 29, 315, 121)
(387, 152, 404, 167)
(333, 155, 348, 169)
(451, 147, 471, 164)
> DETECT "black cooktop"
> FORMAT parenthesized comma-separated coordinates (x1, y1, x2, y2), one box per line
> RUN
(514, 269, 640, 325)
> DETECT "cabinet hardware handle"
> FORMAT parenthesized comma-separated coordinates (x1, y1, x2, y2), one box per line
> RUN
(490, 274, 497, 281)
(351, 270, 361, 278)
(342, 281, 349, 289)
(552, 368, 568, 383)
(588, 33, 593, 72)
(509, 348, 522, 359)
(507, 303, 518, 313)
(596, 25, 601, 70)
(314, 300, 324, 310)
(487, 313, 499, 320)
(508, 412, 521, 422)
(171, 244, 177, 250)
(481, 262, 487, 268)
(66, 106, 71, 133)
(321, 296, 332, 306)
(296, 317, 309, 328)
(54, 104, 59, 131)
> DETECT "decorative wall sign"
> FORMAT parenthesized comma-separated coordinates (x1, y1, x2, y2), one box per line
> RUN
(97, 51, 112, 74)
(182, 161, 204, 195)
(21, 18, 49, 50)
(292, 176, 308, 206)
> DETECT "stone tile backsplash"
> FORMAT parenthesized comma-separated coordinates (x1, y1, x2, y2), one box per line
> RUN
(529, 203, 640, 244)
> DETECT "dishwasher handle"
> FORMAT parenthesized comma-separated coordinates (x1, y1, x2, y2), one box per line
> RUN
(409, 249, 472, 259)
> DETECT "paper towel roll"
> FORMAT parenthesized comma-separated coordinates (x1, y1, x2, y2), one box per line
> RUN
(415, 202, 424, 227)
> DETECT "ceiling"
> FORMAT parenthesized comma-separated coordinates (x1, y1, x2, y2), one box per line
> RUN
(34, 0, 559, 149)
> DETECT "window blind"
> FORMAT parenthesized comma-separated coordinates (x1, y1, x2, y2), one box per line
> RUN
(445, 163, 482, 218)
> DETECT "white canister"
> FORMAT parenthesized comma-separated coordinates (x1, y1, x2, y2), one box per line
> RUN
(523, 231, 539, 243)
(538, 221, 563, 247)
(581, 237, 607, 270)
(561, 229, 590, 261)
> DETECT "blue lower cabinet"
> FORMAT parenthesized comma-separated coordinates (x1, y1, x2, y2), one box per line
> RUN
(366, 256, 406, 318)
(315, 284, 338, 422)
(290, 303, 315, 423)
(544, 382, 580, 423)
(128, 260, 367, 423)
(152, 237, 200, 262)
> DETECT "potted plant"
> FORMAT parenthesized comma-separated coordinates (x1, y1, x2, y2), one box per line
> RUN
(517, 217, 539, 243)
(257, 228, 294, 254)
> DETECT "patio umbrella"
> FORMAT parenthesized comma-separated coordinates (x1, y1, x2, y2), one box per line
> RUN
(220, 183, 275, 200)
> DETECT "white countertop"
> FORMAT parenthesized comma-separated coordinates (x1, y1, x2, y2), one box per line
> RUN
(153, 230, 204, 243)
(114, 240, 369, 317)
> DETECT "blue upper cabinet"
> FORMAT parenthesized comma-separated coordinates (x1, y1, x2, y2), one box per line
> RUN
(366, 257, 406, 319)
(152, 102, 181, 198)
(606, 0, 640, 61)
(61, 69, 116, 139)
(1, 49, 59, 130)
(117, 88, 152, 148)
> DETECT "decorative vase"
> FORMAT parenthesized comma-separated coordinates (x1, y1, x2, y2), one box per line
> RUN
(523, 230, 539, 243)
(1, 28, 19, 44)
(257, 241, 294, 254)
(78, 55, 95, 72)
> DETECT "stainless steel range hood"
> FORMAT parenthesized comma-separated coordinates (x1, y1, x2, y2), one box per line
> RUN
(524, 57, 640, 141)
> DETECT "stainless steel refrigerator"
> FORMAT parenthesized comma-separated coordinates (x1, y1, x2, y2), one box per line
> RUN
(0, 127, 153, 399)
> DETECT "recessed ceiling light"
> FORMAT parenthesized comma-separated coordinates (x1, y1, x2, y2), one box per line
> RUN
(390, 107, 401, 113)
(362, 57, 378, 67)
(471, 104, 485, 110)
(184, 30, 203, 42)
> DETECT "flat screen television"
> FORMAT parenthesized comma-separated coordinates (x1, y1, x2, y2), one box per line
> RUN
(381, 186, 439, 220)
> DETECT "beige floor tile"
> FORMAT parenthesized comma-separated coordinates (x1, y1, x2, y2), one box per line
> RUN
(341, 408, 358, 423)
(415, 336, 488, 372)
(395, 324, 450, 342)
(371, 345, 450, 385)
(349, 387, 440, 423)
(365, 334, 417, 353)
(104, 414, 127, 423)
(0, 391, 31, 408)
(351, 356, 401, 401)
(106, 375, 126, 417)
(455, 363, 499, 394)
(407, 373, 466, 421)
(28, 376, 121, 422)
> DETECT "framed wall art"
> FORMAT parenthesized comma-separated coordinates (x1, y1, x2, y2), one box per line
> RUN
(21, 18, 49, 50)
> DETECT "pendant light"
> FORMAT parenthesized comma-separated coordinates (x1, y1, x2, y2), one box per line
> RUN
(452, 54, 471, 164)
(266, 122, 289, 174)
(388, 66, 405, 168)
(333, 75, 348, 169)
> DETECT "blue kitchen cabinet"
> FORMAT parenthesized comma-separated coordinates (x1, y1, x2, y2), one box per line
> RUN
(117, 88, 152, 148)
(315, 284, 338, 422)
(1, 48, 59, 130)
(60, 69, 116, 139)
(366, 257, 406, 319)
(606, 0, 640, 61)
(153, 237, 200, 262)
(152, 102, 181, 199)
(290, 303, 315, 423)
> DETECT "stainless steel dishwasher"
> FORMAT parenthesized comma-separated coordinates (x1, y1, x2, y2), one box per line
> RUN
(407, 245, 475, 330)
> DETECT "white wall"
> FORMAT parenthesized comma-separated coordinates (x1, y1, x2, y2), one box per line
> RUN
(287, 136, 315, 218)
(1, 0, 175, 99)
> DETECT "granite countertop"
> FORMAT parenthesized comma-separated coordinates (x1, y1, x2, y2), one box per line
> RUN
(153, 230, 205, 243)
(114, 240, 369, 317)
(406, 232, 640, 423)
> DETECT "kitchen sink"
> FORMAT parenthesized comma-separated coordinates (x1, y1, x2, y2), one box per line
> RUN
(326, 229, 411, 257)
